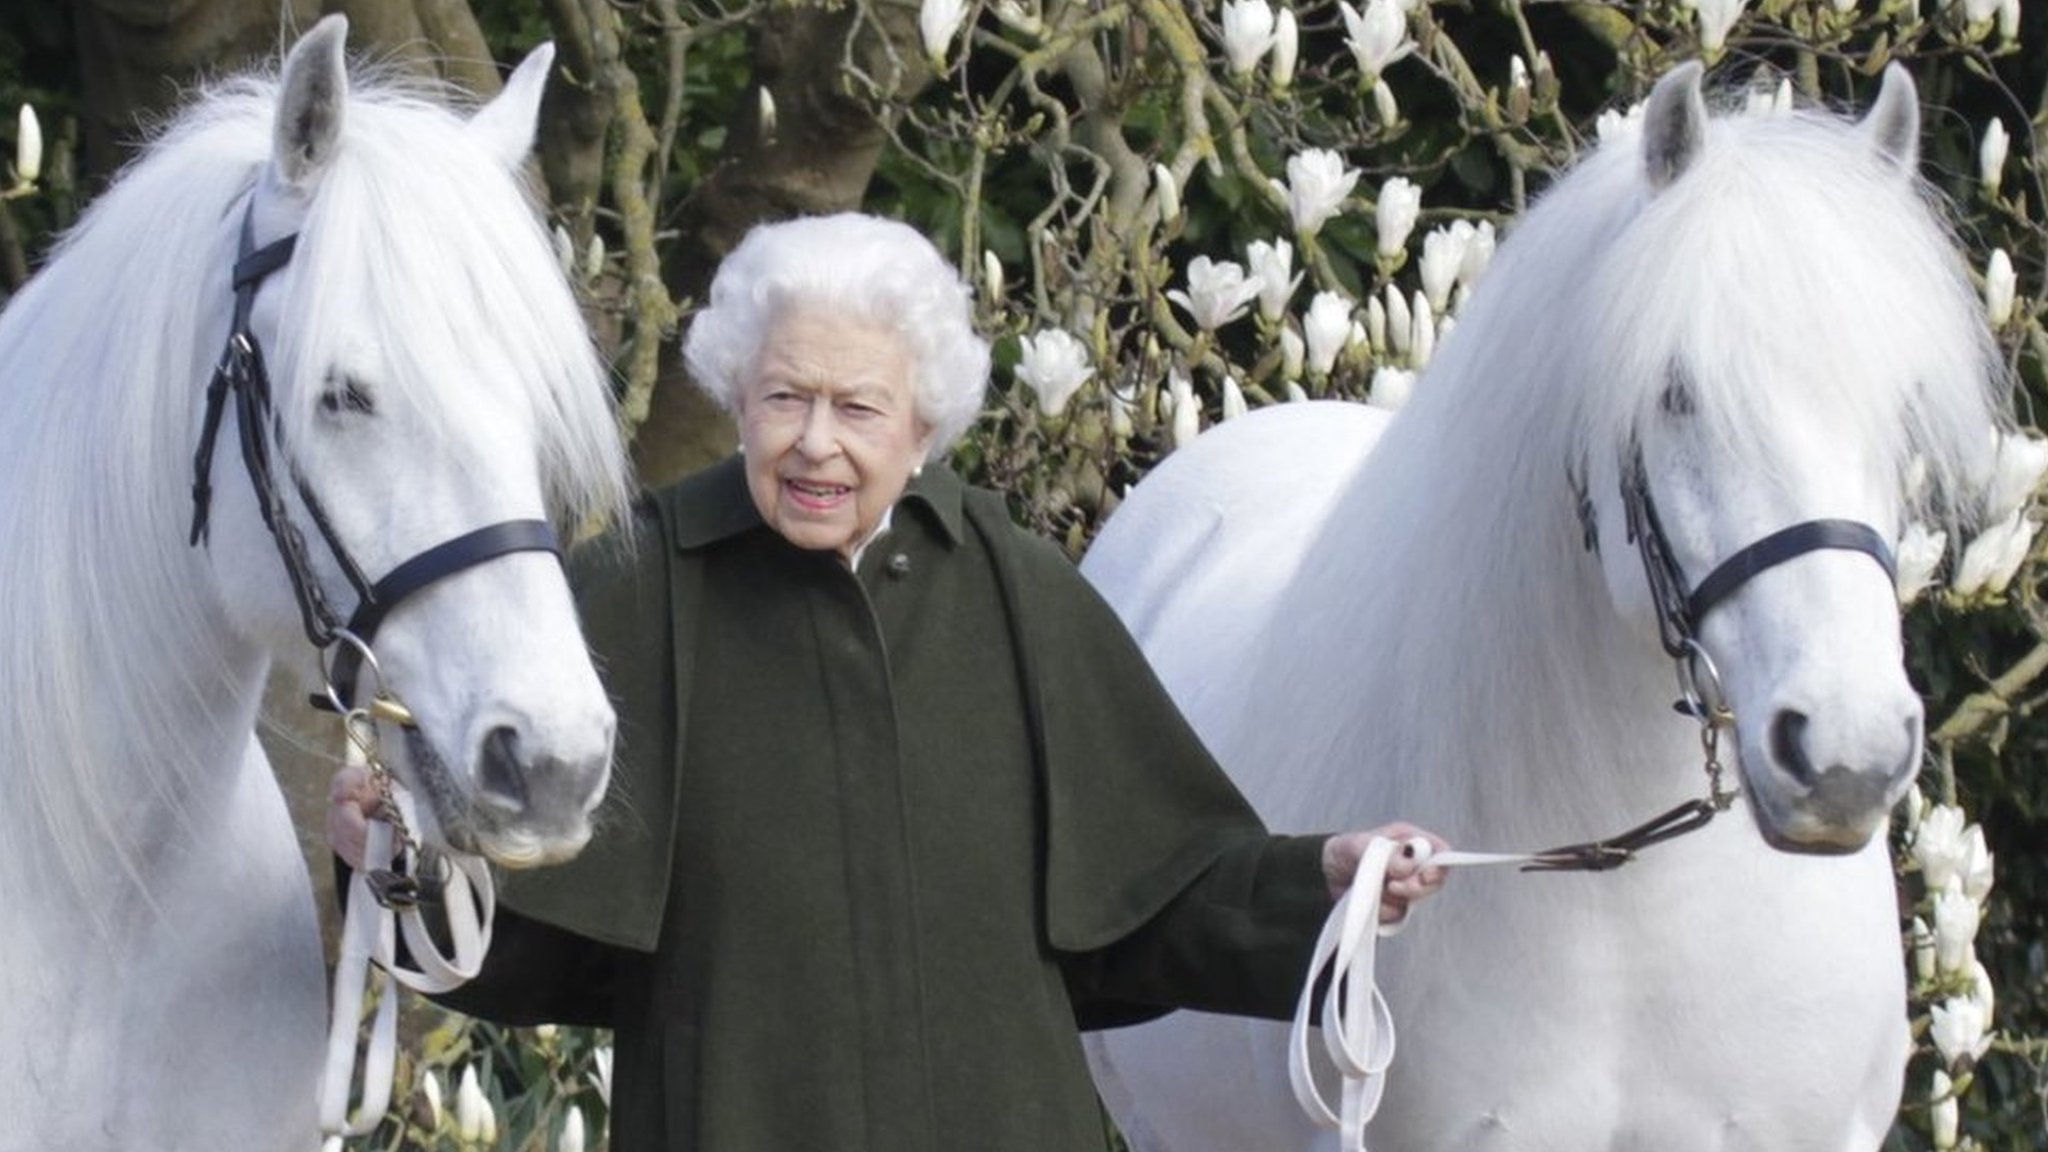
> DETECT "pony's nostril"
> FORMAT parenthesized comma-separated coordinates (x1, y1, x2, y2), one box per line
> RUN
(1771, 709, 1815, 786)
(477, 726, 528, 812)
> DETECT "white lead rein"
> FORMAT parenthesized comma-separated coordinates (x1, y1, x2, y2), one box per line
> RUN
(319, 738, 497, 1139)
(1287, 838, 1537, 1152)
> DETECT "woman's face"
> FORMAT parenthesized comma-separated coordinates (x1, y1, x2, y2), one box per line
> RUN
(737, 305, 935, 562)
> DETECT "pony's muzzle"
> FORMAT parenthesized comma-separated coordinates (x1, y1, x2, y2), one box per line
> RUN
(1752, 704, 1920, 853)
(469, 722, 612, 868)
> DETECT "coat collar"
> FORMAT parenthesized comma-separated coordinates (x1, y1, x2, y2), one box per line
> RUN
(667, 454, 965, 553)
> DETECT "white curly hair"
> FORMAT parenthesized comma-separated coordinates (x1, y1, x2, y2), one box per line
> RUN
(681, 213, 991, 459)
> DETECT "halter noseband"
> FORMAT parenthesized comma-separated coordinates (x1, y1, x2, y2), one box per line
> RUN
(188, 203, 560, 716)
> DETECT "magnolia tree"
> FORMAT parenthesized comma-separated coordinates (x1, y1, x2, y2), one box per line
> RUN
(3, 0, 2045, 1147)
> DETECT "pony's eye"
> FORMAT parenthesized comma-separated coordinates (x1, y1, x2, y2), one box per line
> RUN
(318, 378, 377, 416)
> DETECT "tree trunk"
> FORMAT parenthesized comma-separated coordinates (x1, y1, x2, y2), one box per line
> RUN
(71, 0, 500, 182)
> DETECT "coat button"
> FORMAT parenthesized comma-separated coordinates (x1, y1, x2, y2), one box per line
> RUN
(886, 552, 912, 578)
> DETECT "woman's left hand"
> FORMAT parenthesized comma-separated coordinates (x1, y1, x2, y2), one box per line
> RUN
(1321, 823, 1450, 923)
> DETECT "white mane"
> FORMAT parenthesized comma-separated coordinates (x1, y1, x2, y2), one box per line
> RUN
(1265, 92, 2006, 840)
(0, 66, 629, 905)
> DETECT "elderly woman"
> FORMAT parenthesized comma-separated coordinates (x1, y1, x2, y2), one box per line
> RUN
(330, 212, 1445, 1150)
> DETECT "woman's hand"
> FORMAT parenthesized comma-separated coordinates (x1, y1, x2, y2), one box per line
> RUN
(327, 763, 386, 871)
(1321, 823, 1450, 924)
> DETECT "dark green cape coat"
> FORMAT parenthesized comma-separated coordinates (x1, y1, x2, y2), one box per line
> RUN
(451, 459, 1333, 1151)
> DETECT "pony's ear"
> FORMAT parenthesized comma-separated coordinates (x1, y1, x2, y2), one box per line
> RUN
(1860, 64, 1920, 177)
(1642, 61, 1707, 192)
(468, 43, 555, 168)
(272, 15, 349, 190)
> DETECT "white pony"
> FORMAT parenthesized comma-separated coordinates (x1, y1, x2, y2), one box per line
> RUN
(0, 18, 629, 1151)
(1083, 64, 2005, 1151)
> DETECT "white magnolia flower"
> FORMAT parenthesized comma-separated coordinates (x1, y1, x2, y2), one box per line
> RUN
(1895, 522, 1948, 604)
(983, 250, 1005, 305)
(1986, 429, 2048, 520)
(1509, 54, 1529, 100)
(1912, 916, 1936, 983)
(1459, 220, 1496, 291)
(1365, 295, 1388, 353)
(1931, 1069, 1958, 1150)
(1408, 292, 1435, 369)
(1274, 149, 1361, 238)
(1744, 77, 1792, 117)
(758, 87, 778, 140)
(1985, 247, 2017, 327)
(1221, 0, 1278, 76)
(1682, 0, 1747, 51)
(1246, 239, 1303, 323)
(421, 1068, 445, 1131)
(1933, 882, 1981, 976)
(1997, 0, 2019, 39)
(1167, 256, 1265, 331)
(1960, 0, 2000, 23)
(919, 0, 969, 67)
(1830, 0, 1857, 11)
(1902, 784, 1925, 835)
(1166, 370, 1200, 449)
(1279, 326, 1305, 380)
(1015, 328, 1094, 418)
(1375, 176, 1422, 259)
(1338, 0, 1414, 81)
(1981, 118, 2009, 198)
(1270, 7, 1299, 91)
(1418, 225, 1468, 312)
(1960, 823, 1995, 904)
(1384, 283, 1413, 356)
(455, 1065, 497, 1145)
(1108, 386, 1135, 438)
(1153, 162, 1181, 224)
(582, 233, 605, 284)
(1368, 366, 1416, 410)
(15, 104, 40, 186)
(1967, 956, 1998, 1023)
(590, 1045, 614, 1106)
(1303, 291, 1354, 377)
(322, 1138, 343, 1152)
(1285, 380, 1311, 403)
(1914, 805, 1971, 891)
(1929, 996, 1992, 1069)
(1953, 509, 2036, 597)
(561, 1104, 587, 1152)
(1596, 102, 1646, 143)
(1222, 375, 1249, 421)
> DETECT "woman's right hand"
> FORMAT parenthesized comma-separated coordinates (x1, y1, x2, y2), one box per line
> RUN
(327, 764, 385, 870)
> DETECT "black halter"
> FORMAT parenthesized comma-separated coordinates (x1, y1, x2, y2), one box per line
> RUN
(1619, 447, 1897, 663)
(189, 205, 561, 715)
(1507, 447, 1902, 872)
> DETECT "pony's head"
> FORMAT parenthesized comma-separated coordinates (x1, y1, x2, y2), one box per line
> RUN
(196, 18, 631, 866)
(1563, 64, 2005, 852)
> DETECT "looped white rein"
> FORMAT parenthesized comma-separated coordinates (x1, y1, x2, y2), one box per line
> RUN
(1288, 838, 1535, 1152)
(319, 737, 497, 1139)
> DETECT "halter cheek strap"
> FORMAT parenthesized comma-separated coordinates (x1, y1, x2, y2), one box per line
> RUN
(189, 201, 564, 715)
